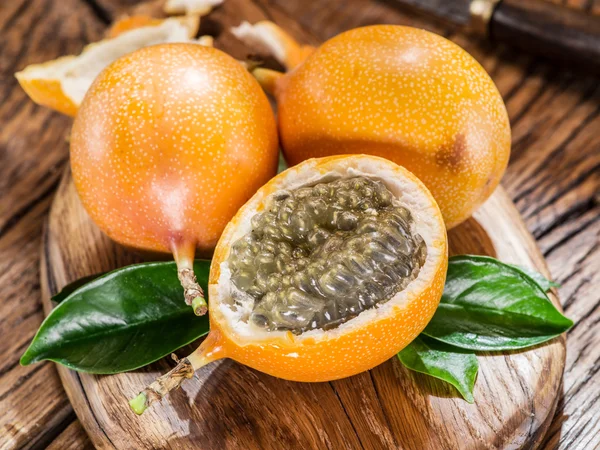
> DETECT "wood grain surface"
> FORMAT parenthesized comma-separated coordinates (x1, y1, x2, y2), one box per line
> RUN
(0, 0, 598, 448)
(41, 167, 567, 450)
(489, 0, 600, 74)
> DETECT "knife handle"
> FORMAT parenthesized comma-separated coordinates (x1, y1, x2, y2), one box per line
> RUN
(489, 0, 600, 74)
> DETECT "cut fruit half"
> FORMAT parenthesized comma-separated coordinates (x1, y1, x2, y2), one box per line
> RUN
(131, 155, 448, 414)
(231, 21, 315, 70)
(15, 17, 203, 116)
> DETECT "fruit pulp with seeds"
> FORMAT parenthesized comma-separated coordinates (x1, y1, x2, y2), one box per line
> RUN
(227, 177, 427, 334)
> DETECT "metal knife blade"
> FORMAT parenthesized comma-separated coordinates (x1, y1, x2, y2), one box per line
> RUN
(388, 0, 471, 26)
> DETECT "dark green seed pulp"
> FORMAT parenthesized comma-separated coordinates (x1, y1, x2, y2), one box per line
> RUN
(227, 177, 427, 334)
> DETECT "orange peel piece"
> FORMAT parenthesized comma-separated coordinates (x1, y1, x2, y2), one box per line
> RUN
(106, 15, 166, 38)
(164, 0, 224, 16)
(231, 20, 315, 70)
(15, 17, 205, 116)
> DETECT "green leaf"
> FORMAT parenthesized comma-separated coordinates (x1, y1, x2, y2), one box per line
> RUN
(21, 261, 211, 374)
(398, 336, 478, 403)
(277, 152, 288, 173)
(52, 273, 102, 303)
(423, 255, 573, 351)
(508, 264, 560, 292)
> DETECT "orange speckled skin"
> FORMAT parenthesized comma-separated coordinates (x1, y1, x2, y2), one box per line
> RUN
(207, 155, 448, 382)
(71, 44, 279, 256)
(275, 26, 511, 228)
(214, 267, 445, 381)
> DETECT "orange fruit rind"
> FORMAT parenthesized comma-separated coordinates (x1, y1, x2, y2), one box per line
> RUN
(106, 15, 169, 38)
(164, 0, 224, 16)
(231, 20, 315, 70)
(16, 16, 204, 116)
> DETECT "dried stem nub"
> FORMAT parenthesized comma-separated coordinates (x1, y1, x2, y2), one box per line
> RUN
(178, 267, 207, 316)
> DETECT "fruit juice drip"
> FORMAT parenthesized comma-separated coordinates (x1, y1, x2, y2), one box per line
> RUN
(227, 177, 427, 334)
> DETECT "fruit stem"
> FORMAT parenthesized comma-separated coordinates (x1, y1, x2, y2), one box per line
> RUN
(178, 267, 207, 316)
(251, 68, 285, 96)
(129, 331, 224, 415)
(172, 242, 206, 316)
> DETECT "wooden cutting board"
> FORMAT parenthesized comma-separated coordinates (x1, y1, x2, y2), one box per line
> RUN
(40, 168, 566, 450)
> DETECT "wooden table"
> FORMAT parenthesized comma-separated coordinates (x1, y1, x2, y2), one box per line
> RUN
(1, 0, 598, 448)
